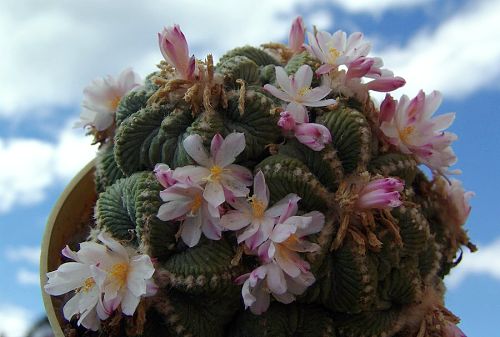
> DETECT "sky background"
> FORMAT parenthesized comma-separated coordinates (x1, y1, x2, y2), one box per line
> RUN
(1, 0, 499, 336)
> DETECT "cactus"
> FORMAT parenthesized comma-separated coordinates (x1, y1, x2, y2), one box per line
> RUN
(45, 18, 474, 337)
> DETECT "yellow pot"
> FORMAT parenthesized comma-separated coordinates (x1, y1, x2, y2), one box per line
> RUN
(40, 160, 97, 337)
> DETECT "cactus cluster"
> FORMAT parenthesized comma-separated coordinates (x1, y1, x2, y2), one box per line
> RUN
(45, 18, 473, 337)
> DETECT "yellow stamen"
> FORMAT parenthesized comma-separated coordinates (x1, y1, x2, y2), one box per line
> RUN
(329, 47, 341, 61)
(109, 95, 122, 111)
(80, 277, 95, 293)
(399, 126, 415, 143)
(110, 263, 129, 287)
(249, 196, 266, 219)
(190, 193, 203, 214)
(207, 165, 224, 182)
(297, 87, 311, 97)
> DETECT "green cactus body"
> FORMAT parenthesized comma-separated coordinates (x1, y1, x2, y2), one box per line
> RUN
(77, 38, 471, 337)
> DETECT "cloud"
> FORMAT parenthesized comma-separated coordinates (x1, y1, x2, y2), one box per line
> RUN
(0, 304, 33, 337)
(16, 268, 40, 286)
(5, 246, 41, 265)
(377, 0, 500, 99)
(332, 0, 433, 14)
(446, 238, 500, 289)
(0, 122, 96, 214)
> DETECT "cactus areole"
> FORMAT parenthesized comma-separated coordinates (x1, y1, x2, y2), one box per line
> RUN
(42, 17, 474, 337)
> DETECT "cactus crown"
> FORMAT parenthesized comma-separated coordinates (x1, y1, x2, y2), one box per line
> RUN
(46, 17, 474, 337)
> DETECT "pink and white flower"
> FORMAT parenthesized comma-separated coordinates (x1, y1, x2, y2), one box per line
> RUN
(154, 163, 177, 189)
(220, 171, 300, 250)
(263, 65, 336, 116)
(263, 207, 324, 278)
(306, 30, 371, 75)
(288, 16, 306, 54)
(346, 57, 405, 92)
(44, 242, 110, 331)
(379, 90, 458, 173)
(93, 233, 156, 317)
(157, 181, 222, 247)
(78, 68, 142, 131)
(294, 122, 332, 151)
(173, 133, 253, 208)
(158, 24, 197, 81)
(440, 178, 474, 226)
(356, 177, 404, 210)
(236, 261, 314, 315)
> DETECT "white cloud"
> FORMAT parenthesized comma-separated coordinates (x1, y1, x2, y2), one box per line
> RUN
(0, 122, 96, 213)
(377, 0, 500, 99)
(16, 268, 40, 286)
(5, 246, 41, 265)
(0, 304, 33, 337)
(332, 0, 433, 14)
(446, 238, 500, 289)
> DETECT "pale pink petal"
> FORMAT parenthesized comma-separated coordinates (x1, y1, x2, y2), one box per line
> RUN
(172, 165, 209, 185)
(366, 76, 406, 92)
(278, 111, 297, 130)
(245, 217, 275, 250)
(157, 199, 192, 221)
(237, 222, 260, 244)
(221, 211, 252, 230)
(285, 103, 309, 123)
(204, 181, 225, 207)
(121, 291, 141, 316)
(302, 85, 332, 103)
(225, 164, 253, 185)
(181, 215, 202, 247)
(274, 248, 301, 278)
(296, 211, 325, 236)
(294, 123, 332, 151)
(183, 134, 211, 167)
(275, 66, 294, 96)
(263, 84, 293, 102)
(270, 223, 297, 243)
(289, 16, 306, 53)
(432, 112, 455, 131)
(250, 282, 270, 315)
(316, 63, 336, 75)
(266, 263, 287, 294)
(154, 163, 176, 188)
(294, 65, 313, 91)
(215, 132, 246, 167)
(266, 194, 300, 218)
(210, 133, 224, 158)
(221, 173, 250, 197)
(254, 171, 270, 207)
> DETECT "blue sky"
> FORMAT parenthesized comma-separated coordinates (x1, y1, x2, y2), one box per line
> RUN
(1, 0, 499, 336)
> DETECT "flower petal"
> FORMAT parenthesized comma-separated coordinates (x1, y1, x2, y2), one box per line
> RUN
(215, 132, 246, 167)
(183, 134, 211, 167)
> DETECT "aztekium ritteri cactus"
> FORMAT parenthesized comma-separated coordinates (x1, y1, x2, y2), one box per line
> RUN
(43, 17, 474, 337)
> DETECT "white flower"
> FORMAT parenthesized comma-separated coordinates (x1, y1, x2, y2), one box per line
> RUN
(263, 65, 336, 119)
(236, 262, 314, 315)
(173, 133, 253, 208)
(157, 181, 222, 247)
(94, 233, 156, 316)
(435, 177, 474, 226)
(306, 30, 371, 75)
(78, 68, 142, 131)
(44, 243, 110, 331)
(221, 171, 299, 250)
(379, 90, 458, 173)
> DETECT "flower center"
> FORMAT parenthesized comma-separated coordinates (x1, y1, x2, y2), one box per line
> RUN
(249, 196, 266, 219)
(110, 263, 129, 287)
(283, 234, 299, 246)
(190, 193, 203, 214)
(80, 277, 95, 293)
(109, 95, 122, 111)
(297, 87, 311, 98)
(208, 165, 224, 182)
(328, 47, 341, 62)
(399, 126, 415, 143)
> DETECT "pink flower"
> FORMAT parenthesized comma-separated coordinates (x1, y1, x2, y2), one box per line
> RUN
(158, 24, 197, 81)
(173, 133, 253, 208)
(157, 181, 222, 247)
(263, 65, 336, 114)
(288, 16, 306, 54)
(236, 262, 314, 315)
(154, 163, 176, 189)
(294, 122, 332, 151)
(278, 111, 297, 131)
(346, 57, 405, 92)
(379, 90, 458, 173)
(443, 179, 474, 225)
(305, 30, 371, 75)
(444, 322, 467, 337)
(78, 68, 142, 131)
(220, 171, 300, 250)
(356, 178, 404, 209)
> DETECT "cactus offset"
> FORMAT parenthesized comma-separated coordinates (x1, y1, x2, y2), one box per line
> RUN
(45, 17, 473, 337)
